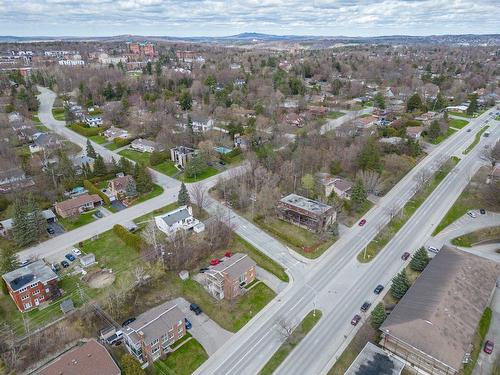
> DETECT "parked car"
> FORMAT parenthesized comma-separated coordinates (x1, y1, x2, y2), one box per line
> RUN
(480, 208, 486, 214)
(95, 210, 103, 218)
(466, 129, 471, 132)
(47, 227, 55, 235)
(199, 267, 209, 273)
(106, 330, 123, 345)
(51, 263, 61, 272)
(190, 303, 202, 315)
(467, 211, 477, 218)
(360, 302, 371, 312)
(72, 248, 82, 256)
(428, 246, 439, 254)
(351, 314, 361, 326)
(484, 340, 494, 354)
(401, 252, 410, 261)
(210, 259, 220, 266)
(65, 253, 76, 262)
(122, 317, 136, 327)
(185, 318, 192, 330)
(219, 161, 226, 166)
(358, 219, 367, 226)
(61, 260, 70, 268)
(225, 251, 233, 258)
(374, 285, 384, 294)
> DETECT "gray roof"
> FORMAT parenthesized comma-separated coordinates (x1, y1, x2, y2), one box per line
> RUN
(60, 298, 75, 313)
(279, 193, 333, 215)
(346, 342, 405, 375)
(380, 246, 500, 371)
(207, 253, 256, 281)
(2, 260, 58, 291)
(42, 209, 56, 220)
(124, 300, 184, 345)
(71, 155, 95, 168)
(160, 207, 191, 226)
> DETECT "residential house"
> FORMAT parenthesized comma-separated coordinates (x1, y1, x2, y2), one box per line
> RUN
(446, 105, 468, 113)
(354, 115, 378, 130)
(283, 113, 304, 127)
(108, 175, 136, 198)
(307, 105, 329, 118)
(103, 126, 129, 141)
(170, 146, 197, 169)
(315, 173, 353, 199)
(123, 301, 186, 363)
(71, 155, 95, 174)
(54, 194, 103, 218)
(276, 194, 336, 233)
(380, 246, 500, 375)
(130, 138, 164, 153)
(415, 111, 444, 126)
(190, 114, 214, 133)
(154, 206, 205, 236)
(58, 59, 85, 66)
(0, 167, 34, 192)
(37, 339, 120, 375)
(2, 260, 59, 312)
(29, 133, 61, 153)
(406, 126, 424, 140)
(84, 115, 103, 127)
(204, 253, 256, 300)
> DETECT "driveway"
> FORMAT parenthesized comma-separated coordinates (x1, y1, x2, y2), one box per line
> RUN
(257, 266, 287, 294)
(47, 222, 65, 236)
(173, 297, 233, 356)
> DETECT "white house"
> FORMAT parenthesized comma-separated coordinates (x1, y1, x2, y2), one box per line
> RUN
(154, 206, 205, 236)
(130, 138, 163, 153)
(103, 126, 129, 141)
(58, 59, 85, 66)
(170, 146, 197, 169)
(84, 116, 103, 127)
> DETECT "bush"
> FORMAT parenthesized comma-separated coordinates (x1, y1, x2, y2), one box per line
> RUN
(113, 224, 143, 251)
(113, 137, 132, 148)
(83, 179, 110, 205)
(69, 123, 101, 137)
(370, 303, 387, 328)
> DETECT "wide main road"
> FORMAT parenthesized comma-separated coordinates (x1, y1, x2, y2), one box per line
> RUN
(195, 109, 498, 375)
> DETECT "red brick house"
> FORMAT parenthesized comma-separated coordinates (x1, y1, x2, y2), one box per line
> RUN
(54, 193, 103, 218)
(204, 253, 257, 300)
(2, 260, 59, 312)
(108, 175, 136, 198)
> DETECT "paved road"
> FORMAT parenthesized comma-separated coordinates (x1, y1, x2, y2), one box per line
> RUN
(320, 107, 373, 134)
(194, 108, 499, 375)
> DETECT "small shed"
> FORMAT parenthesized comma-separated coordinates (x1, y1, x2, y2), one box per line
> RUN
(193, 222, 205, 233)
(179, 270, 189, 281)
(80, 253, 96, 268)
(60, 299, 74, 314)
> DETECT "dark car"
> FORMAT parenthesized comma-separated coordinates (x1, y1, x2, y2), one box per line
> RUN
(65, 253, 76, 262)
(190, 303, 202, 315)
(401, 252, 410, 261)
(360, 302, 371, 312)
(52, 263, 61, 272)
(467, 129, 471, 132)
(219, 161, 226, 166)
(61, 260, 70, 268)
(358, 219, 367, 226)
(480, 208, 486, 214)
(185, 318, 192, 330)
(199, 267, 209, 273)
(47, 227, 55, 235)
(484, 340, 494, 354)
(95, 211, 103, 218)
(374, 285, 384, 294)
(122, 317, 136, 327)
(351, 314, 361, 326)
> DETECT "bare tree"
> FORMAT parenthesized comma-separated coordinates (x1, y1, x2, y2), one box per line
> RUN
(275, 317, 294, 341)
(191, 183, 208, 211)
(413, 168, 432, 194)
(386, 204, 399, 220)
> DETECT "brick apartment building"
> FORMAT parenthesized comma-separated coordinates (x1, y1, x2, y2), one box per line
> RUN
(123, 301, 186, 364)
(204, 253, 257, 300)
(2, 260, 59, 312)
(127, 42, 155, 57)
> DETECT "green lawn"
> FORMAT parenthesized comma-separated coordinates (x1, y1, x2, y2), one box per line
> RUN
(448, 111, 473, 118)
(130, 184, 164, 205)
(496, 115, 500, 121)
(32, 114, 41, 123)
(253, 216, 336, 259)
(179, 167, 219, 183)
(154, 338, 208, 375)
(428, 127, 457, 144)
(52, 107, 66, 121)
(152, 161, 178, 176)
(118, 149, 151, 164)
(105, 143, 120, 150)
(451, 226, 500, 247)
(463, 126, 489, 154)
(58, 210, 98, 231)
(448, 118, 469, 129)
(89, 135, 107, 144)
(35, 124, 50, 132)
(358, 157, 459, 262)
(260, 310, 322, 375)
(326, 111, 345, 119)
(134, 202, 180, 224)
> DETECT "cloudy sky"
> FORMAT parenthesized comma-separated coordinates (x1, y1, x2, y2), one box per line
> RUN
(0, 0, 498, 37)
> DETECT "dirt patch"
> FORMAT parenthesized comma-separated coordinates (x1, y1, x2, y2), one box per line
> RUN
(84, 270, 115, 288)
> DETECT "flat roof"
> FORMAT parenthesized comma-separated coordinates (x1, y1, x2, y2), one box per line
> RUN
(381, 246, 500, 371)
(346, 342, 405, 375)
(2, 259, 58, 291)
(279, 193, 332, 215)
(207, 253, 256, 281)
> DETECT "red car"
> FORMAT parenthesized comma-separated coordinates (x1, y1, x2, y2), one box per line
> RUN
(401, 252, 410, 261)
(210, 259, 220, 266)
(351, 314, 361, 326)
(358, 219, 367, 226)
(225, 251, 233, 258)
(484, 340, 494, 354)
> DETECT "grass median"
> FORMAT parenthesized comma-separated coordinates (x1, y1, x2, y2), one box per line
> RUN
(357, 157, 459, 263)
(259, 310, 322, 375)
(463, 126, 489, 154)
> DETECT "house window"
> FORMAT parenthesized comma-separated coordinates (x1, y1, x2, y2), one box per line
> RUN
(33, 289, 40, 295)
(151, 338, 159, 346)
(21, 294, 30, 300)
(45, 288, 49, 293)
(151, 346, 160, 354)
(39, 295, 44, 301)
(24, 302, 32, 309)
(240, 274, 246, 283)
(19, 287, 28, 293)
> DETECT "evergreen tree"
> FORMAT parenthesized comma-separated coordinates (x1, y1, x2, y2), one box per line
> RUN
(134, 163, 153, 193)
(121, 354, 145, 375)
(374, 92, 385, 109)
(329, 160, 343, 175)
(370, 302, 387, 329)
(185, 154, 207, 179)
(410, 247, 430, 272)
(119, 157, 133, 175)
(26, 194, 46, 239)
(177, 183, 190, 206)
(467, 94, 478, 115)
(407, 93, 423, 112)
(179, 90, 192, 111)
(86, 139, 97, 158)
(0, 247, 20, 275)
(390, 270, 411, 300)
(351, 179, 367, 209)
(12, 198, 30, 247)
(406, 138, 422, 157)
(125, 178, 138, 198)
(428, 120, 441, 140)
(434, 92, 446, 110)
(93, 154, 107, 177)
(57, 150, 77, 188)
(358, 138, 382, 172)
(110, 157, 119, 174)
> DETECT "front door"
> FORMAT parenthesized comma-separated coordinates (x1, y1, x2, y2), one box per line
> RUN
(34, 298, 39, 306)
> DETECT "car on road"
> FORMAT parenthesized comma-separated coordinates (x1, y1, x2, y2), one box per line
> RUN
(467, 211, 477, 218)
(401, 252, 410, 261)
(466, 129, 471, 132)
(65, 253, 76, 262)
(61, 260, 70, 268)
(47, 227, 55, 235)
(360, 302, 371, 312)
(72, 248, 82, 256)
(122, 317, 136, 327)
(484, 340, 494, 354)
(428, 246, 439, 254)
(199, 267, 209, 273)
(480, 208, 486, 214)
(190, 303, 203, 315)
(358, 219, 367, 226)
(95, 210, 103, 218)
(185, 318, 192, 330)
(374, 285, 384, 294)
(351, 314, 361, 326)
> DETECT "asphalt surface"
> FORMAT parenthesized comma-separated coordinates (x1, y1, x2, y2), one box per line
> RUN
(319, 106, 373, 134)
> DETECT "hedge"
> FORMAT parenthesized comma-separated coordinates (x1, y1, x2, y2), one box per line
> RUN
(113, 224, 143, 251)
(113, 137, 133, 148)
(69, 123, 102, 137)
(83, 179, 110, 205)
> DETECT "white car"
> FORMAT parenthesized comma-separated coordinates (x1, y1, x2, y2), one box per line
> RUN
(467, 211, 477, 218)
(428, 246, 439, 254)
(72, 248, 82, 256)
